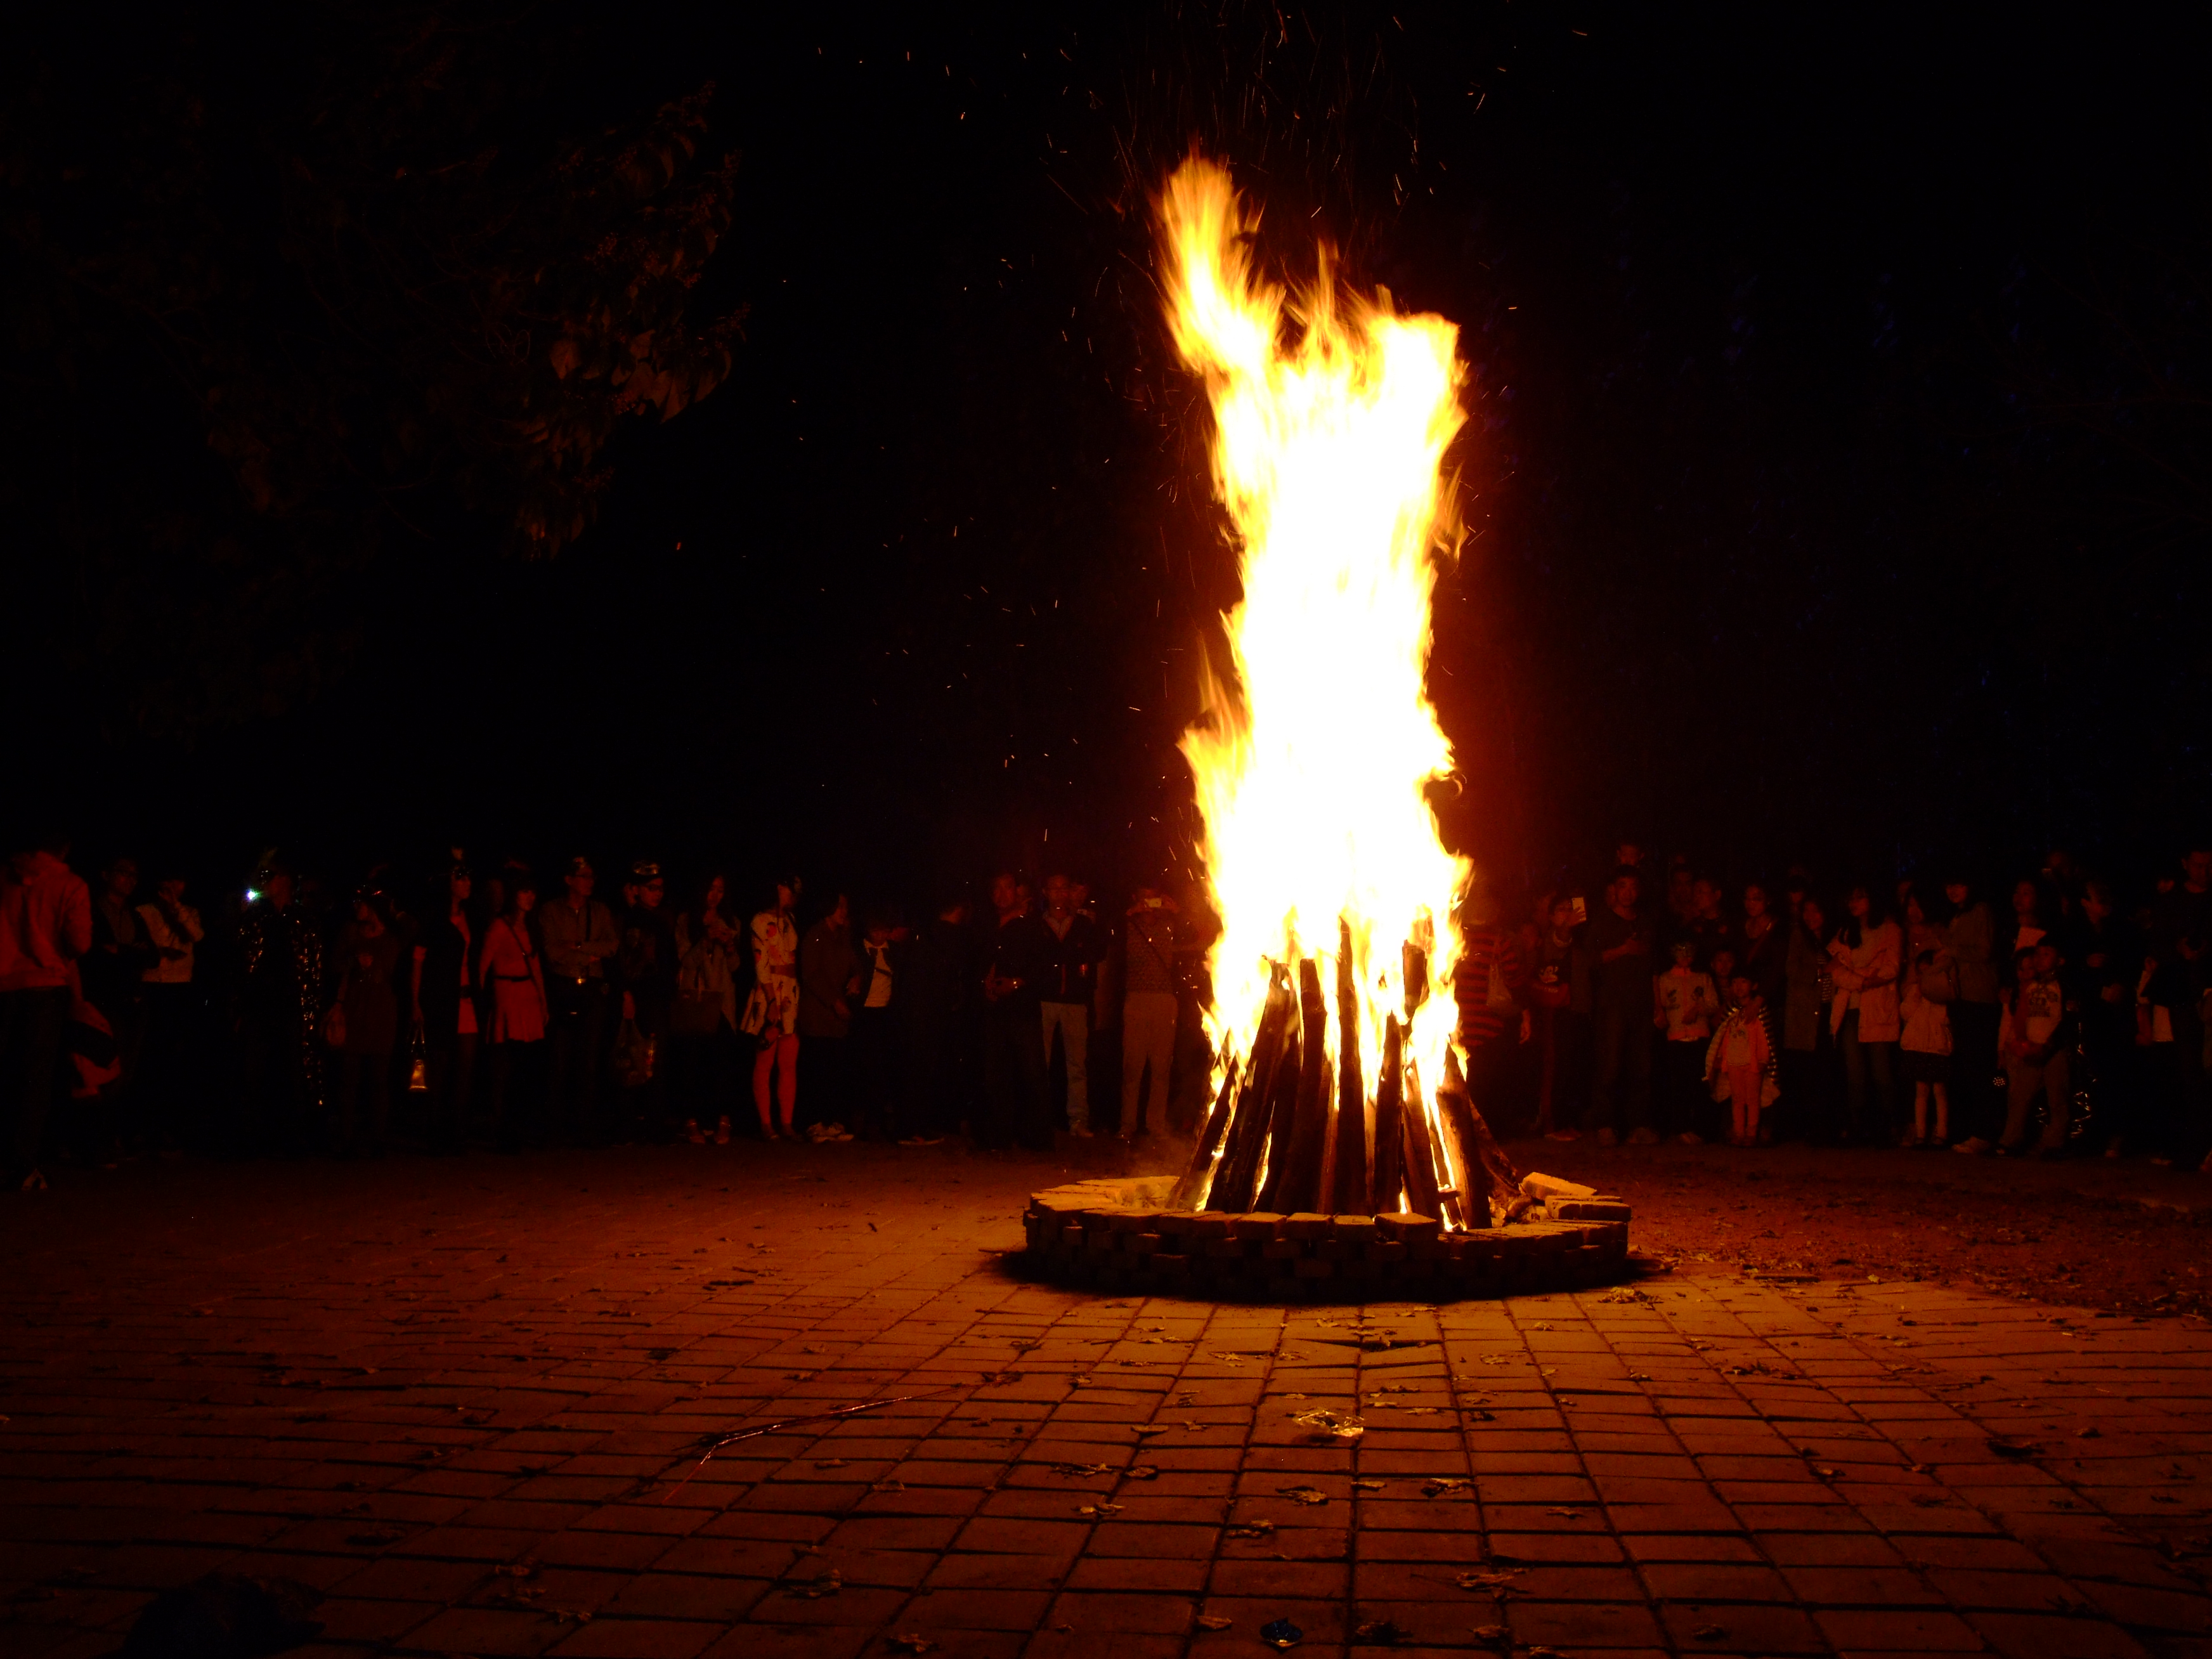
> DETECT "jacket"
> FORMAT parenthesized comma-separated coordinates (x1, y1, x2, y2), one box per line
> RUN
(1828, 919, 1901, 1043)
(1944, 902, 1998, 1005)
(0, 852, 93, 991)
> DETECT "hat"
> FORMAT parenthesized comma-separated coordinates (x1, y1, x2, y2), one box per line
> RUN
(631, 860, 661, 881)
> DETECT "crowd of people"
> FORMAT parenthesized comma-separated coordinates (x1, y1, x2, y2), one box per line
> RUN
(0, 839, 1205, 1188)
(1472, 842, 2212, 1171)
(4, 829, 2211, 1190)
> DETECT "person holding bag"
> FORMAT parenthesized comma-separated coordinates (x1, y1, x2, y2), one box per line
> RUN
(479, 873, 548, 1152)
(670, 874, 743, 1145)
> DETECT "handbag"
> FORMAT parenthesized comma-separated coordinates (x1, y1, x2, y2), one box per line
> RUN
(1919, 957, 1959, 1004)
(611, 1018, 656, 1088)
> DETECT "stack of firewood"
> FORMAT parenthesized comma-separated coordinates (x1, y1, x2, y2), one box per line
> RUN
(1169, 920, 1523, 1226)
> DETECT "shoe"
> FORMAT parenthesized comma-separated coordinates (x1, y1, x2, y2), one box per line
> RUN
(831, 1126, 855, 1142)
(1676, 1132, 1703, 1147)
(1953, 1136, 1991, 1155)
(715, 1115, 732, 1146)
(1069, 1126, 1093, 1138)
(1595, 1126, 1618, 1148)
(805, 1123, 829, 1142)
(758, 1124, 779, 1142)
(1544, 1128, 1580, 1142)
(684, 1119, 706, 1147)
(1627, 1127, 1659, 1146)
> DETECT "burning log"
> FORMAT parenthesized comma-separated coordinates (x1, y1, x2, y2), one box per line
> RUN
(1330, 921, 1368, 1213)
(1169, 1055, 1240, 1210)
(1261, 958, 1332, 1214)
(1440, 1048, 1524, 1223)
(1370, 1016, 1404, 1214)
(1207, 980, 1293, 1213)
(1398, 1055, 1444, 1222)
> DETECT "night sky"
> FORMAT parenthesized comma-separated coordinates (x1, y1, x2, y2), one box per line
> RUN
(8, 4, 2208, 908)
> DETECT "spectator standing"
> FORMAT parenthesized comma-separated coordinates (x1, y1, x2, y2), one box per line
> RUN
(1528, 893, 1588, 1140)
(1781, 894, 1836, 1141)
(1454, 880, 1528, 1129)
(1653, 939, 1717, 1143)
(2071, 879, 2137, 1155)
(852, 908, 903, 1141)
(899, 897, 974, 1142)
(1684, 876, 1737, 970)
(1738, 882, 1786, 1012)
(1584, 867, 1655, 1147)
(236, 865, 326, 1155)
(1036, 873, 1105, 1136)
(84, 856, 155, 1145)
(615, 862, 677, 1138)
(330, 886, 401, 1157)
(1828, 885, 1902, 1144)
(798, 893, 862, 1140)
(740, 878, 802, 1140)
(1899, 944, 1955, 1147)
(1705, 969, 1774, 1146)
(980, 872, 1049, 1148)
(1118, 881, 1181, 1141)
(2149, 847, 2212, 1170)
(1942, 875, 2003, 1150)
(410, 857, 478, 1152)
(540, 857, 618, 1145)
(1, 835, 93, 1189)
(670, 873, 742, 1146)
(1998, 939, 2078, 1156)
(135, 869, 204, 1150)
(480, 873, 548, 1152)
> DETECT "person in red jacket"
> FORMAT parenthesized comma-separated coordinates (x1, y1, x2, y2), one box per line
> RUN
(1, 833, 93, 1189)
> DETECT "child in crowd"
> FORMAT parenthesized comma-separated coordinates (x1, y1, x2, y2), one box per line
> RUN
(1899, 946, 1954, 1147)
(1994, 940, 2075, 1156)
(1654, 938, 1718, 1143)
(1705, 968, 1776, 1146)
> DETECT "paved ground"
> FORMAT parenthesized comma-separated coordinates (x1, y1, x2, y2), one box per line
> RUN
(5, 1142, 2212, 1659)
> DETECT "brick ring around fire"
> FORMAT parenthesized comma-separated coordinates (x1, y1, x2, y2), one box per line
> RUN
(1019, 1176, 1633, 1301)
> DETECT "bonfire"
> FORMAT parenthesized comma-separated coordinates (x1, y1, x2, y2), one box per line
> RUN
(1160, 156, 1519, 1227)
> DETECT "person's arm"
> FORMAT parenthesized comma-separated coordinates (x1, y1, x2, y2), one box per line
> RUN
(1861, 927, 1899, 991)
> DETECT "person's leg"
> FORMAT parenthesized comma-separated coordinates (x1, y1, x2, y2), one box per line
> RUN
(578, 986, 608, 1142)
(1912, 1080, 1930, 1143)
(1124, 994, 1176, 1137)
(775, 1034, 799, 1130)
(1932, 1081, 1950, 1143)
(1011, 1009, 1051, 1150)
(2001, 1060, 2036, 1151)
(1588, 1003, 1623, 1141)
(1622, 1011, 1653, 1138)
(367, 1051, 391, 1153)
(2037, 1048, 2074, 1151)
(488, 1041, 514, 1150)
(1728, 1064, 1757, 1144)
(4, 989, 67, 1183)
(1061, 1006, 1090, 1133)
(335, 1052, 362, 1154)
(1869, 1041, 1898, 1143)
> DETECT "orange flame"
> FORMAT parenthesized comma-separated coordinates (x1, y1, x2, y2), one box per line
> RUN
(1161, 156, 1471, 1214)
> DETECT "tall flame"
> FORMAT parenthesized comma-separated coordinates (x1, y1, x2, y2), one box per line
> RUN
(1162, 156, 1471, 1213)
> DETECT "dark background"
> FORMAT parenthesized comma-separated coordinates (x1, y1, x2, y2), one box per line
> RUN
(7, 3, 2209, 910)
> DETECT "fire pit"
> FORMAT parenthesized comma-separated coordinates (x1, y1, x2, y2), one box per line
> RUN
(1019, 1173, 1631, 1301)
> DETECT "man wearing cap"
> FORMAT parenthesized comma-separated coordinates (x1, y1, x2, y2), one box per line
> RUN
(541, 856, 618, 1144)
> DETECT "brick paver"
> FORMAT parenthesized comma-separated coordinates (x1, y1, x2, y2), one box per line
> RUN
(3, 1143, 2209, 1657)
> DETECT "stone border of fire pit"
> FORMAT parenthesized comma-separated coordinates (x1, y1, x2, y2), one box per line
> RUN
(1018, 1176, 1632, 1301)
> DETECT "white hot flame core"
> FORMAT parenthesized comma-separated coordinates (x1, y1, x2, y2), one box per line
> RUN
(1162, 157, 1471, 1207)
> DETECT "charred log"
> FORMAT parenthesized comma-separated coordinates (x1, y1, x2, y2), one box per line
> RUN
(1441, 1047, 1525, 1221)
(1370, 1015, 1405, 1214)
(1330, 920, 1368, 1212)
(1170, 1054, 1240, 1209)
